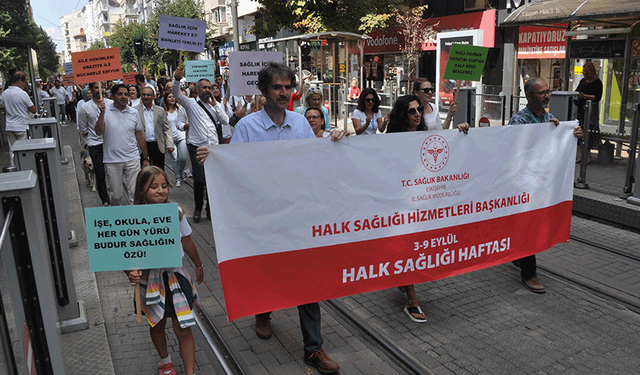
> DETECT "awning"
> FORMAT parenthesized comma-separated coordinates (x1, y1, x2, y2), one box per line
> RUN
(259, 31, 370, 46)
(502, 0, 640, 27)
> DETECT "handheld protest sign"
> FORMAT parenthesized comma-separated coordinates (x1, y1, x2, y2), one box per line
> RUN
(158, 15, 206, 53)
(228, 51, 284, 96)
(85, 203, 182, 272)
(443, 44, 488, 105)
(72, 47, 123, 85)
(61, 74, 75, 86)
(185, 60, 217, 82)
(63, 62, 74, 74)
(123, 72, 137, 85)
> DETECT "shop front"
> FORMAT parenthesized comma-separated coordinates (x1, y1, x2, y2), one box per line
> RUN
(362, 10, 496, 111)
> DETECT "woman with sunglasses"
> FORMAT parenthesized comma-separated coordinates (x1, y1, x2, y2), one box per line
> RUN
(352, 87, 387, 135)
(413, 78, 457, 130)
(387, 95, 468, 323)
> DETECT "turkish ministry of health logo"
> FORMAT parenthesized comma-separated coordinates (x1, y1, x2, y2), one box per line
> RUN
(421, 134, 449, 172)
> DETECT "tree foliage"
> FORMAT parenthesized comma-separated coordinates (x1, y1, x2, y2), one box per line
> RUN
(361, 4, 435, 88)
(88, 40, 107, 50)
(251, 0, 399, 37)
(109, 0, 212, 74)
(0, 0, 60, 79)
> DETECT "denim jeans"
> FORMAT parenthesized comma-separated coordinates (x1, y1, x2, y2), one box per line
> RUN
(170, 138, 190, 180)
(58, 103, 66, 122)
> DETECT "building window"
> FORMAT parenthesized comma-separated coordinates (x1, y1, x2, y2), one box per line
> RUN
(213, 6, 227, 23)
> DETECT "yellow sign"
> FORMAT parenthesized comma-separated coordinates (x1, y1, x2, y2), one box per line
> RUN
(103, 32, 110, 37)
(339, 64, 345, 73)
(574, 66, 583, 75)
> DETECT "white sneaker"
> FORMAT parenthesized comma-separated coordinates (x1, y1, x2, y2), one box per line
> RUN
(175, 180, 181, 187)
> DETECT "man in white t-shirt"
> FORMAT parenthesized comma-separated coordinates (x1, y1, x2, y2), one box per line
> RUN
(95, 83, 150, 205)
(49, 80, 68, 124)
(1, 71, 36, 165)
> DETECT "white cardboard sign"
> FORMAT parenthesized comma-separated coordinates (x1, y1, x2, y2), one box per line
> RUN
(158, 15, 207, 53)
(228, 51, 283, 96)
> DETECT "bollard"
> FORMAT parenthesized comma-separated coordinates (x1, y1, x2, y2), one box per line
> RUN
(549, 91, 579, 121)
(28, 117, 68, 165)
(574, 100, 591, 189)
(11, 138, 87, 332)
(42, 96, 57, 119)
(0, 171, 67, 374)
(621, 103, 639, 199)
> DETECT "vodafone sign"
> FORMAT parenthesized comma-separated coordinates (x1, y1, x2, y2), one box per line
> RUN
(364, 29, 402, 54)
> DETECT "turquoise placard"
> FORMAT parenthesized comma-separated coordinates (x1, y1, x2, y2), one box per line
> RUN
(185, 60, 217, 83)
(85, 203, 182, 272)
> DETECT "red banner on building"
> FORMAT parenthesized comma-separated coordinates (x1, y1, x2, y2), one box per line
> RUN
(518, 26, 566, 59)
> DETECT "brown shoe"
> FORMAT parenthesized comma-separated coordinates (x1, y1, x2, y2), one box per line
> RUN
(254, 313, 272, 339)
(521, 277, 546, 293)
(304, 349, 340, 374)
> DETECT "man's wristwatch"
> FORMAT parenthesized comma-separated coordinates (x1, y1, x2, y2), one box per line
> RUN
(142, 156, 149, 161)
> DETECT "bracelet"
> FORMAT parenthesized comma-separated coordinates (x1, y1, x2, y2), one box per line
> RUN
(197, 264, 204, 270)
(142, 157, 149, 161)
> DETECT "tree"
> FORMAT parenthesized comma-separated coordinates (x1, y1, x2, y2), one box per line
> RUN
(251, 0, 398, 37)
(88, 40, 106, 50)
(0, 1, 60, 79)
(360, 4, 435, 89)
(109, 20, 149, 69)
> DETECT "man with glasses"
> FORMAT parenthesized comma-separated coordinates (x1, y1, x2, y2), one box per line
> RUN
(196, 62, 344, 374)
(508, 77, 582, 293)
(135, 86, 174, 171)
(294, 88, 331, 128)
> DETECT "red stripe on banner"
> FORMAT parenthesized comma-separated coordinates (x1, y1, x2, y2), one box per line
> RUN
(219, 202, 572, 321)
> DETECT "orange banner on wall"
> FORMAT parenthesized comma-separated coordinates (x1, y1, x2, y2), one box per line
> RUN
(71, 47, 123, 85)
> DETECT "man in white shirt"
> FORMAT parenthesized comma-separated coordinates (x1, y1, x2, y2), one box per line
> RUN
(77, 82, 110, 206)
(135, 86, 173, 171)
(95, 84, 150, 205)
(49, 79, 67, 124)
(1, 71, 36, 165)
(172, 67, 231, 222)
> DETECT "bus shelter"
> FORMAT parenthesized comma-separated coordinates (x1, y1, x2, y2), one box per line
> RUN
(259, 31, 370, 131)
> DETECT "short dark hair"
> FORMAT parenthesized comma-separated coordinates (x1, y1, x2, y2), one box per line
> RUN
(257, 62, 296, 94)
(8, 71, 27, 85)
(215, 73, 223, 79)
(304, 106, 325, 130)
(357, 87, 381, 113)
(196, 78, 210, 90)
(159, 68, 166, 76)
(387, 94, 426, 133)
(524, 78, 544, 94)
(134, 74, 145, 82)
(111, 83, 128, 96)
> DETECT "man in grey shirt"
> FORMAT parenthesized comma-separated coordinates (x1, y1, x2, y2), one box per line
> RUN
(96, 83, 150, 205)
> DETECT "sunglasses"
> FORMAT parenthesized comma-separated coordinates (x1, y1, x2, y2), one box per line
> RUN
(418, 87, 434, 94)
(408, 106, 424, 116)
(365, 97, 376, 103)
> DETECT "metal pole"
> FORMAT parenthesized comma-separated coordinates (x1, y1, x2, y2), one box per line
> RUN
(229, 0, 240, 59)
(616, 33, 633, 158)
(501, 94, 506, 126)
(575, 100, 591, 189)
(621, 103, 639, 198)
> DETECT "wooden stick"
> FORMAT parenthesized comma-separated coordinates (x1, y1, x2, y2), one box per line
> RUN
(98, 81, 103, 100)
(135, 283, 142, 323)
(179, 50, 183, 66)
(453, 79, 460, 103)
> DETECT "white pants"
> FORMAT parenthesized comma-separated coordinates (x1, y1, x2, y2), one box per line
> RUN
(105, 159, 140, 205)
(7, 131, 28, 167)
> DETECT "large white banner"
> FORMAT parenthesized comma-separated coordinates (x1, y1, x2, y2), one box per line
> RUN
(204, 122, 578, 320)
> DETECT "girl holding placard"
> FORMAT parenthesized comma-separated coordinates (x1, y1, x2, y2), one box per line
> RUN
(126, 166, 204, 375)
